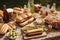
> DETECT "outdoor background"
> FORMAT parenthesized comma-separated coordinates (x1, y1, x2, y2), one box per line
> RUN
(0, 0, 60, 10)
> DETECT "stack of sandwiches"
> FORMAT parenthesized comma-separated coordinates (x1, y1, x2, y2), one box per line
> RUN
(0, 22, 16, 34)
(14, 7, 35, 26)
(16, 13, 34, 26)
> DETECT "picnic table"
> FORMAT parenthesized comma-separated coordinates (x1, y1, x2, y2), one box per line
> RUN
(0, 12, 60, 40)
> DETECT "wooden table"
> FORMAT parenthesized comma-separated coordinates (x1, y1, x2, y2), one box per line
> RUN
(0, 28, 60, 40)
(30, 30, 60, 40)
(0, 12, 60, 40)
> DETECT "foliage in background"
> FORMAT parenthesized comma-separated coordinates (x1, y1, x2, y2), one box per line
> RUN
(0, 0, 60, 10)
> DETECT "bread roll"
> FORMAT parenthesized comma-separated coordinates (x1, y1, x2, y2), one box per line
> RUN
(26, 28, 43, 33)
(0, 23, 4, 29)
(0, 24, 9, 34)
(8, 26, 13, 31)
(20, 14, 28, 18)
(8, 22, 16, 29)
(18, 20, 28, 26)
(13, 7, 22, 14)
(16, 15, 23, 21)
(26, 16, 34, 22)
(26, 13, 32, 16)
(13, 7, 21, 11)
(25, 28, 44, 36)
(14, 10, 22, 14)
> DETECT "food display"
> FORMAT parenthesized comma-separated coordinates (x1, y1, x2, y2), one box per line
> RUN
(0, 1, 59, 40)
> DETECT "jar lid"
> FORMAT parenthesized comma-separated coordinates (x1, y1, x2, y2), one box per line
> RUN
(7, 8, 13, 12)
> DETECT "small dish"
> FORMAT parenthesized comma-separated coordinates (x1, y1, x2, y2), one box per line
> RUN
(7, 30, 18, 40)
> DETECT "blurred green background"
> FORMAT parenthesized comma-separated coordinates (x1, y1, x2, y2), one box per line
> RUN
(0, 0, 60, 11)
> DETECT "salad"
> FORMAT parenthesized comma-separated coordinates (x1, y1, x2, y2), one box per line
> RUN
(7, 30, 18, 40)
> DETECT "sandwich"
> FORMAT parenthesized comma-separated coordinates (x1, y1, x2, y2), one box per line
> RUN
(22, 25, 44, 36)
(8, 22, 16, 29)
(0, 24, 9, 34)
(16, 13, 34, 26)
(26, 28, 44, 36)
(13, 7, 22, 14)
(18, 20, 28, 26)
(26, 16, 34, 23)
(16, 15, 23, 22)
(0, 23, 16, 34)
(13, 7, 21, 11)
(26, 13, 32, 16)
(20, 14, 28, 18)
(17, 16, 34, 26)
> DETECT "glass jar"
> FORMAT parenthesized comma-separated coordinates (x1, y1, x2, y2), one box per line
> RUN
(7, 8, 13, 20)
(48, 25, 52, 32)
(50, 3, 56, 14)
(40, 7, 47, 18)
